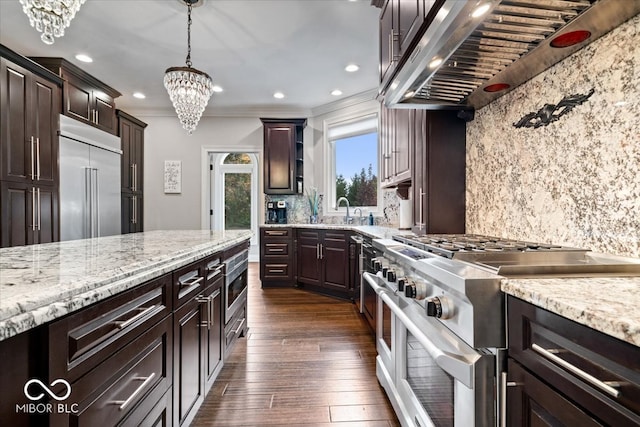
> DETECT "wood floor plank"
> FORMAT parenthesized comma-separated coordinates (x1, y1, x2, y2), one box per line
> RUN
(191, 263, 399, 426)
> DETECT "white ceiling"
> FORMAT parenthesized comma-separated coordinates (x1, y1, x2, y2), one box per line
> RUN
(0, 0, 380, 116)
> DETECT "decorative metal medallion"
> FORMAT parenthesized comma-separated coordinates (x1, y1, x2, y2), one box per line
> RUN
(513, 88, 595, 129)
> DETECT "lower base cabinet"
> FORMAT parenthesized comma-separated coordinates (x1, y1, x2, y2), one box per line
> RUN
(0, 240, 249, 427)
(506, 296, 640, 426)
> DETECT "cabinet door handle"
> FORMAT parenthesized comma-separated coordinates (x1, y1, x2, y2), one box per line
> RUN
(320, 244, 324, 260)
(31, 188, 36, 231)
(30, 136, 35, 180)
(37, 187, 41, 231)
(179, 276, 204, 287)
(499, 372, 519, 427)
(418, 187, 425, 230)
(35, 137, 41, 180)
(134, 163, 138, 192)
(132, 195, 137, 225)
(112, 372, 156, 411)
(96, 109, 99, 124)
(531, 343, 621, 398)
(130, 164, 135, 191)
(316, 243, 319, 259)
(115, 305, 158, 330)
(197, 295, 212, 329)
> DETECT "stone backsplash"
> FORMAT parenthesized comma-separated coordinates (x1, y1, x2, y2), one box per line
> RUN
(466, 15, 640, 257)
(265, 189, 400, 227)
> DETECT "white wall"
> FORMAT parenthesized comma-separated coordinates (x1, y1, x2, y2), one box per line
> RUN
(139, 115, 265, 230)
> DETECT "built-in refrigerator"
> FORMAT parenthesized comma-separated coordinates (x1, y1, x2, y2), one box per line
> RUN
(59, 115, 121, 241)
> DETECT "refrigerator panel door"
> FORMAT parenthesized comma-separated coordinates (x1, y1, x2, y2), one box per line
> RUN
(89, 147, 121, 237)
(59, 137, 90, 241)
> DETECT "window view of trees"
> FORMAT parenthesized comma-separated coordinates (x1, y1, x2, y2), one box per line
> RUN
(336, 164, 377, 207)
(334, 132, 378, 207)
(223, 153, 252, 230)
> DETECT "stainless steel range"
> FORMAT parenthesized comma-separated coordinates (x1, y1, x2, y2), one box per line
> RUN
(364, 234, 640, 427)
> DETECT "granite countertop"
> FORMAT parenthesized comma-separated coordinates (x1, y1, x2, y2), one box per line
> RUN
(0, 230, 252, 341)
(502, 277, 640, 347)
(261, 223, 406, 240)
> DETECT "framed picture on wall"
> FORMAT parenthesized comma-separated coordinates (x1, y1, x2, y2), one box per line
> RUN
(164, 160, 182, 193)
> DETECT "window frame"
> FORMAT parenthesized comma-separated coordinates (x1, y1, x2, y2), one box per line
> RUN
(323, 111, 381, 218)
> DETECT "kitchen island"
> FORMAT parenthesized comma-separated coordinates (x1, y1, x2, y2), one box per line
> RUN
(0, 230, 251, 427)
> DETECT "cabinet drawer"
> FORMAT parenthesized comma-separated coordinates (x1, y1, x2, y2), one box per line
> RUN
(262, 228, 290, 238)
(173, 259, 205, 309)
(203, 254, 224, 288)
(263, 263, 291, 279)
(508, 296, 640, 425)
(119, 386, 172, 427)
(51, 316, 172, 427)
(49, 274, 171, 382)
(264, 242, 290, 256)
(224, 304, 246, 356)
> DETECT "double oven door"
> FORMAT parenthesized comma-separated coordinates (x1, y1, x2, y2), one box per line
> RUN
(364, 272, 496, 427)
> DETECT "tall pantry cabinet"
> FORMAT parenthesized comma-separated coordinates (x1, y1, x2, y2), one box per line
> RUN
(117, 110, 146, 234)
(0, 45, 62, 247)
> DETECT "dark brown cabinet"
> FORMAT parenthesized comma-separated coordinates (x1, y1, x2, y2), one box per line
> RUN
(260, 227, 295, 286)
(31, 57, 121, 135)
(260, 118, 306, 194)
(118, 110, 146, 233)
(378, 0, 435, 91)
(411, 110, 466, 234)
(506, 296, 640, 426)
(296, 229, 353, 299)
(380, 105, 412, 188)
(1, 46, 62, 248)
(172, 253, 225, 426)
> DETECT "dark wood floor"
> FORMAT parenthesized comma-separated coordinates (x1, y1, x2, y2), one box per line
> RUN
(192, 263, 400, 427)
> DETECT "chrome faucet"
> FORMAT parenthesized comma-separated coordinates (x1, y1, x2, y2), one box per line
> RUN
(353, 208, 363, 225)
(336, 197, 352, 224)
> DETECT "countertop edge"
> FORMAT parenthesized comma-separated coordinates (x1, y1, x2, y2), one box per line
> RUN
(0, 233, 251, 341)
(502, 277, 640, 347)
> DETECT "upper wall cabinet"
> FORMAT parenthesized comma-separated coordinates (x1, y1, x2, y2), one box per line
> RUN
(260, 118, 306, 195)
(378, 0, 433, 90)
(380, 105, 412, 189)
(31, 57, 121, 135)
(117, 110, 147, 234)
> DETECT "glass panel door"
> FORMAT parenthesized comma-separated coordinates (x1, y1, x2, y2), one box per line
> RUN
(224, 172, 251, 231)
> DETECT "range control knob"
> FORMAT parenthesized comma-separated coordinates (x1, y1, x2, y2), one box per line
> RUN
(373, 260, 382, 272)
(404, 283, 416, 298)
(426, 297, 453, 319)
(397, 278, 406, 292)
(412, 279, 428, 300)
(382, 266, 389, 276)
(386, 270, 396, 282)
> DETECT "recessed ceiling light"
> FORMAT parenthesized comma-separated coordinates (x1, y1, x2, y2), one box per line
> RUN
(273, 92, 285, 99)
(133, 92, 146, 99)
(331, 89, 343, 96)
(212, 85, 223, 93)
(429, 57, 443, 69)
(471, 3, 491, 18)
(345, 64, 359, 72)
(75, 54, 93, 63)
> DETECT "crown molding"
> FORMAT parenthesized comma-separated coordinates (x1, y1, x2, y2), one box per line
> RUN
(310, 88, 378, 117)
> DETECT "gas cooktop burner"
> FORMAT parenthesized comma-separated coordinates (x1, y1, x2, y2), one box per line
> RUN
(393, 234, 573, 258)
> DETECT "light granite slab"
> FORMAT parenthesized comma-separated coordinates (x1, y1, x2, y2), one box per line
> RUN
(502, 277, 640, 347)
(0, 230, 252, 341)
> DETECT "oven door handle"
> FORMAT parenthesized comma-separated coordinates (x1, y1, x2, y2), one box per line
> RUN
(374, 290, 479, 388)
(362, 272, 389, 296)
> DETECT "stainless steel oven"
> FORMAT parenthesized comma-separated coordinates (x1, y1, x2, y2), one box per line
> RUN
(224, 248, 248, 324)
(363, 272, 396, 384)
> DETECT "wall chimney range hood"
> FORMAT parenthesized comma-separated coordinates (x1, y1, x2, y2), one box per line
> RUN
(382, 0, 640, 111)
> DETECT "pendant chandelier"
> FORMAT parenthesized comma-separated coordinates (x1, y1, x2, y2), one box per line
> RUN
(164, 0, 214, 135)
(19, 0, 86, 45)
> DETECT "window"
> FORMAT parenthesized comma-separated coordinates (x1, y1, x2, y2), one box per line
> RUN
(326, 113, 379, 214)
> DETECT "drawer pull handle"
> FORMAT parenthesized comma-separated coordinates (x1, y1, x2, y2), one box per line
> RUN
(232, 317, 246, 334)
(113, 372, 156, 411)
(269, 269, 285, 274)
(269, 248, 285, 252)
(531, 343, 621, 398)
(266, 231, 286, 236)
(179, 276, 204, 287)
(116, 305, 157, 330)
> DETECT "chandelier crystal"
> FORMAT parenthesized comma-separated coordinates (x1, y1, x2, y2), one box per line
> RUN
(164, 0, 213, 135)
(19, 0, 86, 45)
